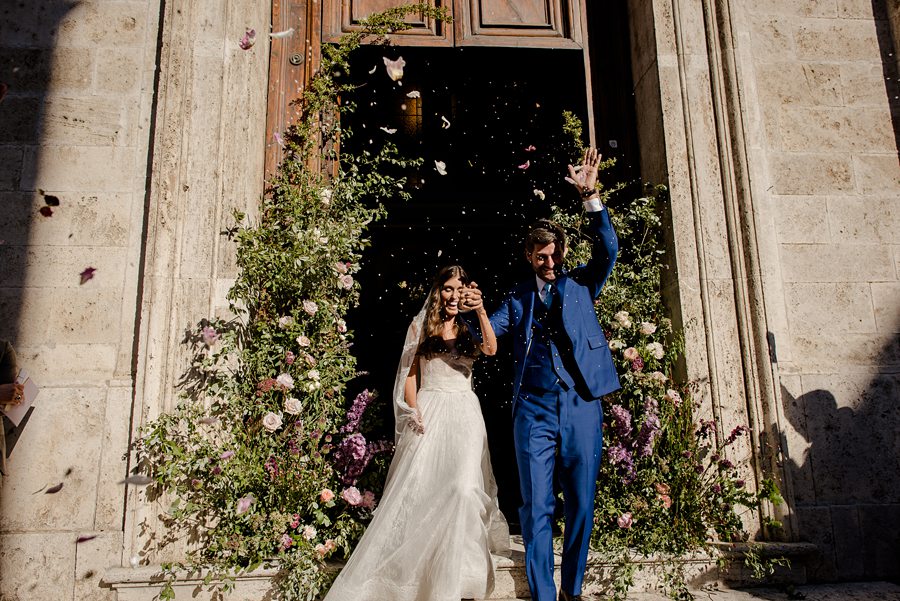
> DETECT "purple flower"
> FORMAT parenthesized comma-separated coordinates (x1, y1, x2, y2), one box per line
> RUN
(265, 455, 280, 480)
(617, 512, 633, 529)
(341, 389, 376, 434)
(341, 486, 363, 506)
(609, 404, 633, 441)
(719, 458, 735, 470)
(631, 357, 644, 372)
(236, 494, 256, 515)
(636, 414, 661, 458)
(726, 425, 749, 445)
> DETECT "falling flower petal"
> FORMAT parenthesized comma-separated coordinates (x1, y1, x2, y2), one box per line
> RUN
(379, 127, 397, 134)
(238, 28, 256, 50)
(434, 160, 447, 175)
(406, 90, 420, 99)
(236, 494, 256, 514)
(269, 28, 294, 39)
(273, 132, 284, 146)
(517, 160, 531, 170)
(524, 145, 536, 152)
(39, 189, 60, 206)
(79, 267, 96, 285)
(440, 115, 450, 129)
(368, 65, 377, 74)
(383, 56, 405, 81)
(39, 206, 53, 217)
(45, 483, 64, 494)
(76, 534, 98, 544)
(121, 474, 153, 486)
(533, 189, 545, 200)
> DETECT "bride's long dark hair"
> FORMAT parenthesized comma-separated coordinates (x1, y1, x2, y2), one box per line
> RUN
(416, 265, 480, 358)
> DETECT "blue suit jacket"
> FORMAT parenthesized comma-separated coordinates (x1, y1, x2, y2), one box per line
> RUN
(472, 210, 621, 405)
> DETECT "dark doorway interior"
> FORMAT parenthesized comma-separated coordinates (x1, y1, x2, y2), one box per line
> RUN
(342, 40, 635, 526)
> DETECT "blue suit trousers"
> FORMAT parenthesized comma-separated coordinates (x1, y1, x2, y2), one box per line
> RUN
(513, 386, 603, 601)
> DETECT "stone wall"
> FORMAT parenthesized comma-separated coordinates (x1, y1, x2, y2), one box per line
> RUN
(0, 0, 269, 599)
(732, 0, 900, 581)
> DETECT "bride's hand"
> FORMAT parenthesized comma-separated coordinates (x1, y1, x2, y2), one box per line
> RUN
(408, 408, 425, 436)
(459, 282, 483, 313)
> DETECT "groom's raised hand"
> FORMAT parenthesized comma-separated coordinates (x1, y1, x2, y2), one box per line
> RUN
(566, 147, 601, 197)
(460, 282, 483, 313)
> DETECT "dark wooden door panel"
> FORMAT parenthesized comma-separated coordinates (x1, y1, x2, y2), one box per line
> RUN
(323, 0, 452, 46)
(456, 0, 584, 48)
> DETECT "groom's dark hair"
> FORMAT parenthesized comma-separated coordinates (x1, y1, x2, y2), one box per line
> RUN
(525, 219, 567, 253)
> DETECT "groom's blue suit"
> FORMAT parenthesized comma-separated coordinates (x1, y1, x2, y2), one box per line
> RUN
(471, 208, 619, 601)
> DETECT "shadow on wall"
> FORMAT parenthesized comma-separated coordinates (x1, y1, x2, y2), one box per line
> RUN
(872, 0, 900, 155)
(0, 1, 80, 350)
(780, 334, 900, 582)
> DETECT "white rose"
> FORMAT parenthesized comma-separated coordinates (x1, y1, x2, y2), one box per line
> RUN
(276, 373, 295, 389)
(307, 369, 320, 381)
(646, 342, 665, 360)
(262, 412, 283, 432)
(650, 371, 667, 383)
(338, 274, 353, 290)
(296, 335, 311, 347)
(609, 339, 625, 351)
(278, 316, 294, 329)
(302, 525, 316, 540)
(336, 319, 347, 333)
(302, 300, 318, 315)
(320, 188, 332, 205)
(614, 311, 632, 329)
(284, 397, 302, 415)
(639, 322, 657, 335)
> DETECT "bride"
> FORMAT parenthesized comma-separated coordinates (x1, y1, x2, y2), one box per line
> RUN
(323, 265, 509, 601)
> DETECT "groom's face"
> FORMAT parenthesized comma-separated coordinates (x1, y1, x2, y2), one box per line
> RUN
(526, 242, 564, 282)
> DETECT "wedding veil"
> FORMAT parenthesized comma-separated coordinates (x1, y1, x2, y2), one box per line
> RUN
(391, 300, 428, 443)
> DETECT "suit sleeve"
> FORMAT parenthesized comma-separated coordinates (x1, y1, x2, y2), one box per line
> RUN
(459, 292, 513, 341)
(572, 208, 619, 300)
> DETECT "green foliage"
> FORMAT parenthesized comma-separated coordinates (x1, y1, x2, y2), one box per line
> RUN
(133, 5, 448, 600)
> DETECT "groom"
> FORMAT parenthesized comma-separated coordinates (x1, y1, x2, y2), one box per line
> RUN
(463, 148, 619, 601)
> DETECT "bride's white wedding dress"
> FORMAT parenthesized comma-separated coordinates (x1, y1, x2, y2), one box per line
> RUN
(323, 352, 509, 601)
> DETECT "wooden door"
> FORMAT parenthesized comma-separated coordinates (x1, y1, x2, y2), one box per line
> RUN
(322, 0, 453, 46)
(454, 0, 584, 48)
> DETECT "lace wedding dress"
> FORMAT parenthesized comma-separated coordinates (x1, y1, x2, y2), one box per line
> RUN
(323, 352, 509, 601)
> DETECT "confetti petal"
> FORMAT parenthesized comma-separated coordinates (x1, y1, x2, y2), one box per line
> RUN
(440, 115, 451, 129)
(39, 206, 54, 217)
(368, 65, 377, 74)
(273, 132, 284, 146)
(517, 160, 531, 170)
(434, 160, 447, 176)
(76, 535, 98, 544)
(121, 474, 153, 486)
(45, 483, 63, 494)
(533, 188, 545, 200)
(383, 56, 405, 81)
(39, 189, 60, 206)
(406, 90, 420, 99)
(379, 127, 397, 134)
(79, 267, 96, 285)
(524, 145, 536, 152)
(239, 29, 256, 50)
(269, 28, 294, 39)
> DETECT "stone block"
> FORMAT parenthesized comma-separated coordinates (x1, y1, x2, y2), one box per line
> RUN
(20, 145, 136, 193)
(749, 0, 837, 18)
(830, 506, 864, 579)
(794, 18, 882, 61)
(0, 532, 77, 601)
(13, 343, 119, 385)
(828, 196, 900, 244)
(859, 503, 900, 579)
(779, 243, 895, 282)
(750, 16, 796, 61)
(94, 384, 133, 529)
(0, 2, 81, 48)
(0, 244, 128, 288)
(58, 1, 148, 48)
(0, 146, 24, 190)
(74, 531, 124, 601)
(838, 0, 889, 18)
(0, 191, 133, 248)
(94, 48, 143, 95)
(40, 95, 129, 146)
(754, 62, 842, 107)
(853, 154, 900, 195)
(0, 386, 107, 531)
(778, 106, 896, 153)
(784, 282, 877, 334)
(795, 505, 836, 580)
(48, 287, 125, 344)
(773, 196, 830, 244)
(871, 282, 900, 333)
(0, 287, 54, 345)
(0, 48, 94, 94)
(840, 62, 894, 106)
(768, 153, 854, 195)
(790, 331, 900, 370)
(0, 97, 40, 143)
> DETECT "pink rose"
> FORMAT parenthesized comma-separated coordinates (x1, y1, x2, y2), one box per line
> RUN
(315, 543, 327, 557)
(262, 412, 283, 432)
(623, 347, 640, 361)
(664, 389, 682, 406)
(336, 319, 347, 334)
(617, 512, 633, 529)
(280, 533, 293, 550)
(302, 300, 318, 316)
(324, 539, 336, 552)
(276, 373, 294, 390)
(361, 490, 376, 509)
(341, 486, 363, 506)
(302, 525, 316, 540)
(338, 274, 354, 290)
(639, 322, 657, 335)
(285, 351, 296, 365)
(278, 316, 294, 329)
(334, 261, 348, 274)
(201, 325, 219, 346)
(659, 493, 672, 509)
(319, 488, 335, 503)
(296, 335, 310, 347)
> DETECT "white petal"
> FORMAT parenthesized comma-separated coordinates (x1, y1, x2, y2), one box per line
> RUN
(406, 90, 421, 98)
(441, 115, 451, 129)
(434, 160, 447, 175)
(269, 28, 295, 38)
(380, 127, 397, 134)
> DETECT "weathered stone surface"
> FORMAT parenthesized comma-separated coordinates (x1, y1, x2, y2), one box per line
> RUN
(94, 385, 133, 529)
(754, 62, 843, 107)
(0, 244, 128, 289)
(871, 282, 900, 333)
(0, 97, 40, 143)
(794, 18, 883, 61)
(830, 506, 864, 580)
(751, 0, 838, 18)
(795, 505, 837, 579)
(0, 386, 107, 531)
(0, 532, 77, 601)
(74, 531, 124, 601)
(0, 191, 133, 247)
(768, 153, 855, 195)
(41, 95, 129, 147)
(853, 154, 900, 195)
(0, 147, 24, 190)
(21, 145, 136, 193)
(840, 62, 894, 106)
(0, 48, 94, 94)
(790, 332, 900, 370)
(779, 375, 815, 505)
(784, 283, 876, 334)
(13, 343, 119, 385)
(94, 49, 144, 95)
(859, 504, 900, 579)
(58, 2, 149, 48)
(773, 196, 830, 243)
(749, 16, 797, 60)
(779, 243, 895, 282)
(827, 197, 900, 244)
(777, 106, 896, 153)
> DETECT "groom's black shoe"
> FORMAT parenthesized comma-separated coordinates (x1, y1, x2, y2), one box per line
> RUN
(559, 591, 583, 601)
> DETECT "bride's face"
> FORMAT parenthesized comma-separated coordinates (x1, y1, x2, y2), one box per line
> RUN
(439, 276, 465, 317)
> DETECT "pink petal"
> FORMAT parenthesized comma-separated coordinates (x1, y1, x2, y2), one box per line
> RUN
(79, 267, 96, 285)
(239, 29, 256, 50)
(517, 160, 531, 170)
(39, 206, 53, 217)
(273, 132, 284, 146)
(76, 534, 97, 544)
(524, 145, 536, 152)
(45, 483, 64, 494)
(269, 28, 294, 39)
